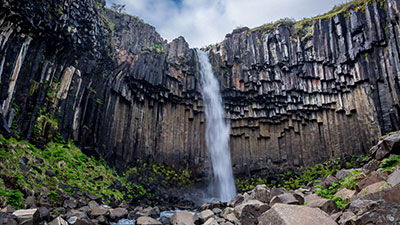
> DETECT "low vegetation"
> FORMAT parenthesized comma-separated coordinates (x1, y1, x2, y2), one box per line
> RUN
(236, 155, 367, 192)
(0, 134, 195, 209)
(249, 0, 386, 40)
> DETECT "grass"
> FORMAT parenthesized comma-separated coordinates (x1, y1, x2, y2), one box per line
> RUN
(0, 134, 195, 208)
(235, 155, 367, 192)
(248, 0, 386, 39)
(380, 155, 400, 170)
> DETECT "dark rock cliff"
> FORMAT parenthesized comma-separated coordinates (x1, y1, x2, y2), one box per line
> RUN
(0, 0, 399, 176)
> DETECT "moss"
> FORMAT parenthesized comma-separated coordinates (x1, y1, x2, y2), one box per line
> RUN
(0, 134, 195, 207)
(248, 0, 386, 40)
(235, 154, 367, 192)
(380, 155, 400, 170)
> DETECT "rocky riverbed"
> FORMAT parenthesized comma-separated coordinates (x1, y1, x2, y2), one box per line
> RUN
(1, 131, 399, 224)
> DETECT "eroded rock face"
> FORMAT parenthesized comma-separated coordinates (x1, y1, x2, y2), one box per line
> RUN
(0, 0, 399, 175)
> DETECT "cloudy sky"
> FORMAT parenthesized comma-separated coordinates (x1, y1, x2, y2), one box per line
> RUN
(105, 0, 348, 48)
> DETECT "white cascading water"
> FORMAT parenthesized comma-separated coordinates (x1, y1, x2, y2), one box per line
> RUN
(197, 50, 237, 202)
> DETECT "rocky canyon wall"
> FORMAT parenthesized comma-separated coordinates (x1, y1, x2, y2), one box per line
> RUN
(0, 0, 399, 175)
(208, 0, 400, 174)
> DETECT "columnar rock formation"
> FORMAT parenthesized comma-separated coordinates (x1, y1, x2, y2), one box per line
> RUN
(209, 1, 400, 173)
(0, 0, 399, 175)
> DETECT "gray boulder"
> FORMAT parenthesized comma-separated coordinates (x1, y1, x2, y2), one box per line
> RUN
(234, 200, 269, 225)
(258, 203, 337, 225)
(12, 208, 39, 225)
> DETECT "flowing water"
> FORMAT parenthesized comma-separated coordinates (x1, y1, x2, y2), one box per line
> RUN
(197, 50, 236, 202)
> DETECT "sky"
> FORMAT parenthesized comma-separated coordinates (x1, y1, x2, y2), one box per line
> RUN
(106, 0, 349, 48)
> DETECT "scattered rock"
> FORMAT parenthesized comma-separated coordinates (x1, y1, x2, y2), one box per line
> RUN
(203, 217, 218, 225)
(374, 133, 400, 160)
(304, 194, 322, 203)
(387, 168, 400, 187)
(228, 194, 244, 207)
(305, 199, 337, 215)
(234, 200, 269, 225)
(357, 181, 389, 198)
(109, 208, 128, 220)
(361, 160, 379, 174)
(247, 184, 271, 203)
(1, 206, 15, 213)
(170, 211, 199, 225)
(199, 209, 214, 222)
(0, 211, 18, 225)
(258, 203, 337, 225)
(38, 207, 49, 220)
(89, 206, 108, 217)
(136, 216, 162, 224)
(137, 206, 160, 218)
(25, 196, 36, 209)
(212, 208, 221, 215)
(356, 171, 388, 191)
(336, 170, 351, 180)
(87, 194, 100, 201)
(49, 216, 68, 225)
(334, 188, 356, 201)
(338, 211, 356, 224)
(12, 208, 39, 225)
(269, 193, 300, 206)
(63, 199, 77, 209)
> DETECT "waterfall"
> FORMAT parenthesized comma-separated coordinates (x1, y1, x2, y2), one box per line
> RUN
(197, 50, 236, 202)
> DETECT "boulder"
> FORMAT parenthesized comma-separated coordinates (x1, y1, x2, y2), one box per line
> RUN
(224, 213, 239, 224)
(304, 194, 322, 203)
(12, 208, 39, 225)
(248, 184, 271, 203)
(348, 199, 376, 214)
(212, 208, 222, 215)
(89, 206, 108, 217)
(109, 208, 128, 220)
(49, 216, 68, 225)
(136, 216, 162, 225)
(203, 217, 218, 225)
(335, 170, 351, 180)
(269, 193, 300, 206)
(63, 199, 77, 209)
(346, 200, 400, 224)
(357, 181, 389, 198)
(234, 200, 269, 225)
(25, 196, 36, 208)
(337, 211, 356, 224)
(258, 203, 337, 225)
(361, 160, 379, 174)
(0, 211, 18, 225)
(1, 206, 15, 213)
(199, 209, 214, 222)
(170, 211, 199, 225)
(383, 184, 400, 204)
(323, 175, 339, 188)
(137, 206, 160, 218)
(228, 194, 244, 207)
(334, 188, 356, 200)
(388, 168, 400, 187)
(305, 199, 337, 214)
(87, 201, 98, 210)
(356, 171, 388, 191)
(38, 206, 50, 220)
(221, 207, 234, 218)
(374, 133, 400, 160)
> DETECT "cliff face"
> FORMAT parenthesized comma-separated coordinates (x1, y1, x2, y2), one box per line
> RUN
(208, 0, 400, 173)
(0, 0, 399, 175)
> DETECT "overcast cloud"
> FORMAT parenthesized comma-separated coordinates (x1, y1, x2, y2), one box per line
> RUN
(106, 0, 348, 48)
